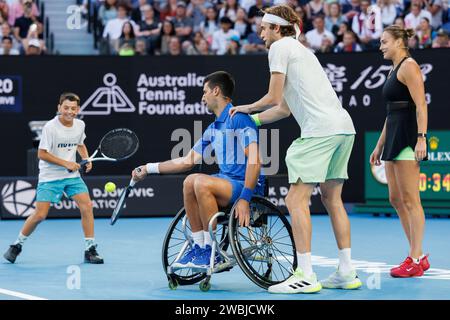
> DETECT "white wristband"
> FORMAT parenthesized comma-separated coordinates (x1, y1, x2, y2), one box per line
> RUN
(146, 162, 160, 174)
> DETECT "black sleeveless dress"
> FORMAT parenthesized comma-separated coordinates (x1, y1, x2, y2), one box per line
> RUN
(381, 57, 427, 161)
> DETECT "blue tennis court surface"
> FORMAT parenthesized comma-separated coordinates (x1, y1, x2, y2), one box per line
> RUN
(1, 214, 449, 300)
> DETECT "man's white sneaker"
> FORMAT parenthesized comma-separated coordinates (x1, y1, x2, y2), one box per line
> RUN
(268, 268, 322, 294)
(320, 269, 362, 290)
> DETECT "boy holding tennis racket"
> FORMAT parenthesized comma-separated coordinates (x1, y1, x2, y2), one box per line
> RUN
(132, 71, 265, 268)
(3, 92, 104, 264)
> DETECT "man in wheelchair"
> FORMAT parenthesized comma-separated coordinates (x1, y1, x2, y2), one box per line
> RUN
(132, 71, 265, 269)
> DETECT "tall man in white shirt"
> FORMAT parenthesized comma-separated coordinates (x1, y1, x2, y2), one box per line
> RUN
(230, 4, 362, 294)
(3, 93, 104, 265)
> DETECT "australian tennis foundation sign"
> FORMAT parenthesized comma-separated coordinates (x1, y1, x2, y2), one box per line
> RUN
(0, 76, 22, 113)
(0, 176, 325, 219)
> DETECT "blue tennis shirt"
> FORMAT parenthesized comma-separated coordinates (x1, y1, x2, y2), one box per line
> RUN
(193, 103, 265, 187)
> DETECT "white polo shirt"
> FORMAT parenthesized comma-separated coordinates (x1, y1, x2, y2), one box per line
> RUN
(268, 36, 356, 138)
(38, 116, 86, 182)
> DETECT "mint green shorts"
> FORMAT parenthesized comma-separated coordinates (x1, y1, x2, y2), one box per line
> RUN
(285, 134, 355, 184)
(393, 146, 416, 161)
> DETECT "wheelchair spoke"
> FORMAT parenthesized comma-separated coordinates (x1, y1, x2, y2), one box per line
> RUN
(268, 245, 291, 280)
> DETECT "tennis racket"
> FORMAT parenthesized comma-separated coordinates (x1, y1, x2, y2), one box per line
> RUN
(68, 128, 139, 172)
(110, 168, 141, 225)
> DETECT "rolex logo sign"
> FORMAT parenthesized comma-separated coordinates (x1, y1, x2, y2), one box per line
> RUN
(1, 180, 36, 217)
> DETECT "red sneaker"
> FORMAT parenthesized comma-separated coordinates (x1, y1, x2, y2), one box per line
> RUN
(420, 254, 430, 272)
(390, 257, 424, 278)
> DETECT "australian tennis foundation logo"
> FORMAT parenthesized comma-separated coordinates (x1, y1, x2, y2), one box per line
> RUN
(80, 72, 209, 116)
(1, 180, 36, 217)
(79, 73, 136, 116)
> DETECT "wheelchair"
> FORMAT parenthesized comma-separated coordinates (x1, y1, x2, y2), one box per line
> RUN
(161, 186, 298, 292)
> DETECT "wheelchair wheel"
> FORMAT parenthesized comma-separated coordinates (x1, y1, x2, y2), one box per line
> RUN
(228, 196, 297, 290)
(162, 206, 230, 286)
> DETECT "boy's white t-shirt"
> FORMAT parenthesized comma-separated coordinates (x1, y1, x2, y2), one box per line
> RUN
(268, 37, 356, 138)
(38, 116, 86, 182)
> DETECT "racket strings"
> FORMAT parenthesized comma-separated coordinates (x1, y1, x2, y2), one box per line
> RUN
(100, 129, 139, 160)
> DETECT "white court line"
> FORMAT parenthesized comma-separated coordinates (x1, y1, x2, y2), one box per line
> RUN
(0, 288, 47, 300)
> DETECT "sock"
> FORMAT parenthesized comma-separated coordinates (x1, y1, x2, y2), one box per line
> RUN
(419, 254, 426, 260)
(14, 232, 28, 246)
(203, 231, 213, 247)
(191, 231, 204, 248)
(85, 238, 96, 250)
(412, 257, 420, 264)
(338, 248, 354, 274)
(297, 252, 313, 277)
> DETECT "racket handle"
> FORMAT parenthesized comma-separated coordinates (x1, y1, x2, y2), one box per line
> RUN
(67, 159, 90, 173)
(130, 167, 141, 187)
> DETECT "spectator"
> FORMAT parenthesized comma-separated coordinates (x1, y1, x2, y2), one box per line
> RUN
(295, 5, 312, 32)
(394, 15, 406, 28)
(22, 21, 45, 53)
(185, 32, 211, 54)
(325, 2, 347, 36)
(334, 30, 362, 51)
(167, 35, 182, 55)
(335, 20, 351, 43)
(373, 0, 397, 27)
(8, 0, 39, 26)
(416, 17, 435, 47)
(117, 21, 137, 53)
(242, 17, 267, 54)
(233, 7, 251, 39)
(211, 16, 240, 54)
(173, 2, 194, 42)
(13, 0, 42, 42)
(432, 28, 450, 47)
(306, 0, 326, 20)
(134, 37, 148, 54)
(305, 15, 336, 52)
(103, 4, 138, 41)
(248, 0, 269, 23)
(186, 0, 208, 33)
(98, 0, 118, 28)
(199, 6, 219, 44)
(343, 0, 361, 21)
(405, 1, 432, 30)
(408, 33, 419, 49)
(160, 0, 178, 21)
(424, 0, 443, 30)
(157, 18, 176, 54)
(225, 34, 240, 54)
(0, 35, 19, 55)
(25, 37, 40, 55)
(138, 4, 161, 52)
(351, 0, 382, 50)
(131, 0, 149, 23)
(119, 42, 135, 55)
(1, 21, 20, 50)
(219, 0, 239, 22)
(0, 0, 8, 22)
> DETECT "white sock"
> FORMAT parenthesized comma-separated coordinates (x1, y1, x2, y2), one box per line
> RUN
(419, 254, 426, 260)
(192, 231, 204, 248)
(338, 248, 354, 274)
(297, 252, 314, 277)
(412, 257, 420, 264)
(203, 231, 213, 247)
(14, 232, 28, 246)
(85, 238, 96, 250)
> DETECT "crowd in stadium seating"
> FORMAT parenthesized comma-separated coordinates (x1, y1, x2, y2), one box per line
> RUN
(1, 0, 449, 55)
(0, 0, 46, 55)
(93, 0, 450, 55)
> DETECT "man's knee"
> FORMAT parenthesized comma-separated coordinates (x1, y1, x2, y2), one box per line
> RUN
(286, 191, 309, 212)
(193, 176, 213, 197)
(78, 200, 93, 214)
(183, 174, 198, 195)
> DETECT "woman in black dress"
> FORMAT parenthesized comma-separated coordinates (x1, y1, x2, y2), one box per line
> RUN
(370, 25, 429, 278)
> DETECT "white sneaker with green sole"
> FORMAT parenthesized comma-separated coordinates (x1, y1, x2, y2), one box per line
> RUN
(320, 269, 362, 290)
(268, 268, 322, 294)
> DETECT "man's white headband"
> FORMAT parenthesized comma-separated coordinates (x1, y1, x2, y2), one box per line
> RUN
(262, 13, 301, 39)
